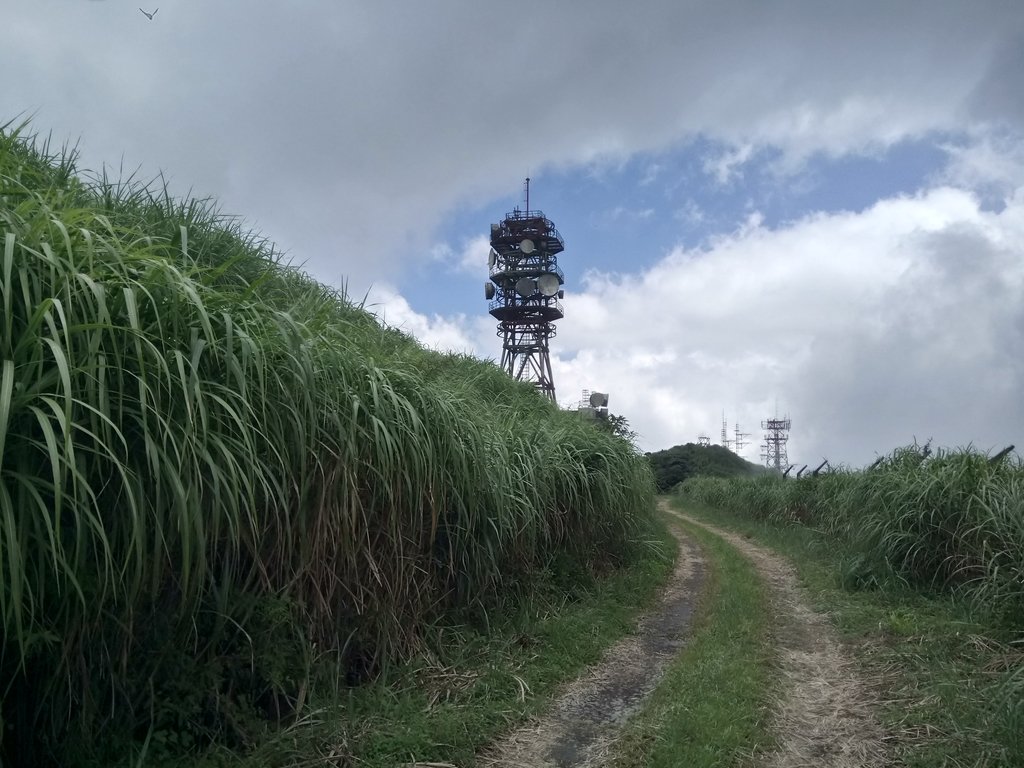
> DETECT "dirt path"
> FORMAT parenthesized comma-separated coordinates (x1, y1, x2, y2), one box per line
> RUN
(479, 525, 707, 768)
(477, 503, 890, 768)
(663, 503, 891, 768)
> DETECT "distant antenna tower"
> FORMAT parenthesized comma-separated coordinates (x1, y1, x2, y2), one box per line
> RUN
(761, 417, 791, 471)
(720, 411, 732, 450)
(485, 178, 566, 401)
(733, 423, 751, 451)
(697, 435, 712, 447)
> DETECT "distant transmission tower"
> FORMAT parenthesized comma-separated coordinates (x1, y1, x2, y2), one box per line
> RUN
(720, 411, 732, 450)
(697, 434, 712, 447)
(761, 417, 791, 471)
(733, 423, 751, 451)
(485, 179, 565, 401)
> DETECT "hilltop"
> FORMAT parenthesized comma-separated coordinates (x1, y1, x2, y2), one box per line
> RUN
(646, 442, 764, 492)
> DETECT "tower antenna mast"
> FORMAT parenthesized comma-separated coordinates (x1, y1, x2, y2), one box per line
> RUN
(484, 182, 567, 401)
(761, 416, 792, 471)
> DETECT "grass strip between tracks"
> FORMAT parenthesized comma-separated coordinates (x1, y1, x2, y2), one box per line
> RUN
(610, 508, 775, 768)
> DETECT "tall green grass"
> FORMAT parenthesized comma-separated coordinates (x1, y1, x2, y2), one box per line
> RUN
(0, 123, 655, 765)
(676, 443, 1024, 762)
(676, 444, 1024, 625)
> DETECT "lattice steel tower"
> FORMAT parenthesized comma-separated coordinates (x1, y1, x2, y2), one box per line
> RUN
(485, 180, 565, 402)
(734, 423, 751, 451)
(720, 411, 732, 449)
(761, 417, 791, 471)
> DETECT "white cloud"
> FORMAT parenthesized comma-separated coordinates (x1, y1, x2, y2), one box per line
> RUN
(5, 0, 1024, 470)
(940, 131, 1024, 201)
(428, 242, 454, 263)
(4, 0, 1022, 292)
(703, 143, 756, 184)
(553, 183, 1024, 464)
(456, 236, 492, 275)
(366, 285, 482, 354)
(427, 236, 491, 276)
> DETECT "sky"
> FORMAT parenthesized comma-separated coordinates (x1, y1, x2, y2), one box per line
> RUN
(4, 1, 1024, 466)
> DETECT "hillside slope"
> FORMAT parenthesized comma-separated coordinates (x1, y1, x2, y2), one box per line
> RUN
(0, 123, 656, 766)
(646, 442, 763, 491)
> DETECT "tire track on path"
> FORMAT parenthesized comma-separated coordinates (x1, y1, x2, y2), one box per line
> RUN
(479, 522, 707, 768)
(663, 503, 892, 768)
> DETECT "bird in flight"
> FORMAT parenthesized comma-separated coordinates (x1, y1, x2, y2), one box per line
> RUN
(139, 8, 158, 20)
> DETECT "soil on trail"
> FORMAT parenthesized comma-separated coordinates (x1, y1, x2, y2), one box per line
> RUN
(479, 503, 890, 768)
(665, 504, 891, 768)
(480, 526, 707, 768)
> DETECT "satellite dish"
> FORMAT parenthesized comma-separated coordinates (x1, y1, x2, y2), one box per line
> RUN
(484, 282, 495, 300)
(589, 392, 609, 408)
(488, 249, 497, 268)
(537, 273, 560, 297)
(515, 277, 536, 298)
(520, 238, 535, 254)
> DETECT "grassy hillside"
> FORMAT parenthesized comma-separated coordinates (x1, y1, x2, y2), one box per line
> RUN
(646, 442, 763, 492)
(0, 123, 656, 766)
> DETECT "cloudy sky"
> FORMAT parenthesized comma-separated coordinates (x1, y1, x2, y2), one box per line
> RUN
(5, 1, 1024, 466)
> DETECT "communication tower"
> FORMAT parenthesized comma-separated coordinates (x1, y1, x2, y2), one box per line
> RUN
(761, 417, 791, 471)
(733, 423, 751, 451)
(720, 411, 732, 450)
(697, 434, 712, 447)
(485, 179, 565, 402)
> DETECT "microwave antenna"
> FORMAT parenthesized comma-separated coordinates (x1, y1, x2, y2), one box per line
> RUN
(483, 180, 566, 401)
